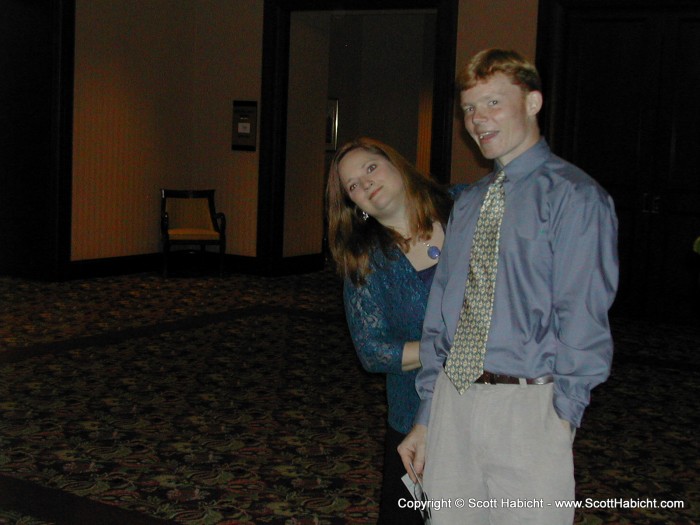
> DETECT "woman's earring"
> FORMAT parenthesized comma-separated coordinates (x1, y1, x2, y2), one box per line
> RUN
(356, 207, 369, 222)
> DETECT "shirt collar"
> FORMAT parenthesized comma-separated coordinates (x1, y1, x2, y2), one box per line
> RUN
(494, 137, 551, 184)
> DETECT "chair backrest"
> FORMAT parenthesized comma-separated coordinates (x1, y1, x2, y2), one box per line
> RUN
(161, 189, 219, 231)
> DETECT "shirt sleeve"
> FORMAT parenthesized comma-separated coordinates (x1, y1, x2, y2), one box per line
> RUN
(344, 279, 405, 375)
(550, 185, 619, 427)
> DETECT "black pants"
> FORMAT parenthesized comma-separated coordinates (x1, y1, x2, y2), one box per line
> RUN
(377, 425, 424, 525)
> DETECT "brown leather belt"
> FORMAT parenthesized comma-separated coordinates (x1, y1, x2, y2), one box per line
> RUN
(474, 371, 554, 385)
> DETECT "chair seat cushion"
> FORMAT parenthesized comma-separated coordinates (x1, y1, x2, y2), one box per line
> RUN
(168, 228, 221, 241)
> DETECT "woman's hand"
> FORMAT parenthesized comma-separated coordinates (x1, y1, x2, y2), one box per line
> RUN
(401, 341, 421, 371)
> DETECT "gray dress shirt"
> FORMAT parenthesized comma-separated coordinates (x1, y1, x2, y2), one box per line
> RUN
(415, 139, 619, 428)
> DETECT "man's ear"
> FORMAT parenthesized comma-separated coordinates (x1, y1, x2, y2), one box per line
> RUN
(526, 90, 543, 116)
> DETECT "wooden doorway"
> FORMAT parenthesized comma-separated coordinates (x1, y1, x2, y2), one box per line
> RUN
(256, 0, 458, 274)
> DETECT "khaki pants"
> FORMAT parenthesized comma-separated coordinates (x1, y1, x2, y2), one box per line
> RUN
(423, 370, 576, 525)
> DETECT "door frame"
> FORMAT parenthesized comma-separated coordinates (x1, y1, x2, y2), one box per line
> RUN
(257, 0, 459, 273)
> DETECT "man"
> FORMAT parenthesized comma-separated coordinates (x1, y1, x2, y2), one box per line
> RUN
(397, 49, 618, 524)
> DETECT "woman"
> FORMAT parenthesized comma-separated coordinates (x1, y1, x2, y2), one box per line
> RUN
(326, 137, 465, 524)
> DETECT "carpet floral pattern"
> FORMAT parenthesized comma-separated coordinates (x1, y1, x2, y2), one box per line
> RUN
(0, 270, 698, 524)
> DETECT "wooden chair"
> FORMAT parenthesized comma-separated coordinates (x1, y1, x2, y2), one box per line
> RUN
(160, 189, 226, 277)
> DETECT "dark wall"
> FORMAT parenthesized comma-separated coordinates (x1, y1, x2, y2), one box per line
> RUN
(537, 0, 700, 322)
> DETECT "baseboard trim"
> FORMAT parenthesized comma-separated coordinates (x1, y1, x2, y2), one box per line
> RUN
(66, 253, 326, 280)
(68, 254, 161, 279)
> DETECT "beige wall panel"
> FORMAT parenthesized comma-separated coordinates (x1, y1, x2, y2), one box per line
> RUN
(451, 0, 539, 184)
(72, 0, 263, 261)
(416, 14, 437, 176)
(72, 0, 195, 261)
(192, 0, 263, 257)
(283, 13, 329, 258)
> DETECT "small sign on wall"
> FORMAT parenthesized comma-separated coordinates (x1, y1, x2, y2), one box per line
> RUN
(232, 100, 257, 151)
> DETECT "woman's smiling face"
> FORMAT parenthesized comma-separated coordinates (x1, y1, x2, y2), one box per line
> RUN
(337, 148, 407, 226)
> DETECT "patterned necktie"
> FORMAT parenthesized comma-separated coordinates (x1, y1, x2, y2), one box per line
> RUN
(444, 170, 506, 394)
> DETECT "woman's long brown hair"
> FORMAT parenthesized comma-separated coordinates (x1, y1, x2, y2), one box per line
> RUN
(326, 137, 452, 286)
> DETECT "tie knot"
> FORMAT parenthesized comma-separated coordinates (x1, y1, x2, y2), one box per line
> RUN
(495, 170, 506, 185)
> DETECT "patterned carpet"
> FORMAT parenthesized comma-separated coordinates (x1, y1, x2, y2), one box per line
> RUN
(0, 268, 698, 524)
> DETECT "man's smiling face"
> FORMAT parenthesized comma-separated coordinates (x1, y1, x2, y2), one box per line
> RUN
(460, 72, 542, 167)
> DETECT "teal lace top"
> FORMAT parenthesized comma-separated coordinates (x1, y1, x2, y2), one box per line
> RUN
(343, 185, 467, 434)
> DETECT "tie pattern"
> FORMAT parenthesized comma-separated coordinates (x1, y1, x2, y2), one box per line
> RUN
(444, 170, 506, 394)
